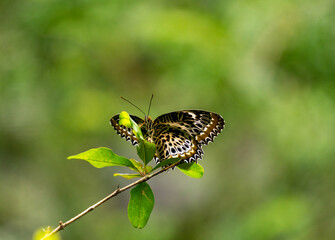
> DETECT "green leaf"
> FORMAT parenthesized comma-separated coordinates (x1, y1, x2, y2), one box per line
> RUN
(177, 162, 204, 178)
(32, 227, 61, 240)
(137, 140, 156, 165)
(129, 158, 143, 173)
(119, 111, 132, 128)
(129, 117, 144, 141)
(118, 111, 155, 166)
(114, 173, 142, 179)
(128, 182, 155, 229)
(119, 118, 132, 129)
(152, 158, 181, 171)
(68, 147, 136, 169)
(118, 111, 144, 140)
(145, 165, 153, 174)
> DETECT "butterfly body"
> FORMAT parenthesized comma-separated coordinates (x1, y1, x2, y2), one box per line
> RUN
(110, 110, 224, 164)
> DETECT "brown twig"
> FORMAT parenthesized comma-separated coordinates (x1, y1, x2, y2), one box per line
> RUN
(40, 160, 182, 240)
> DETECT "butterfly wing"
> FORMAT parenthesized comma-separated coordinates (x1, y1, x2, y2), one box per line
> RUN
(110, 114, 145, 146)
(153, 110, 224, 163)
(152, 125, 204, 163)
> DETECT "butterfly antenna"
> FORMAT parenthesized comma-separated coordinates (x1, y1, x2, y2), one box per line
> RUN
(147, 94, 154, 116)
(120, 96, 146, 116)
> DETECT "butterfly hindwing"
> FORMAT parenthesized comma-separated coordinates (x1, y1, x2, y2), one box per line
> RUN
(110, 114, 145, 146)
(152, 126, 204, 163)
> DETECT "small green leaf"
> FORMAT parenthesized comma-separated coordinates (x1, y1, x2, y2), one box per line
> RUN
(177, 162, 204, 178)
(32, 227, 61, 240)
(119, 111, 132, 128)
(68, 147, 136, 169)
(114, 173, 142, 179)
(152, 158, 181, 171)
(129, 158, 143, 173)
(128, 182, 155, 229)
(118, 111, 144, 140)
(130, 119, 144, 141)
(145, 165, 153, 174)
(118, 112, 156, 165)
(137, 140, 156, 165)
(119, 118, 132, 129)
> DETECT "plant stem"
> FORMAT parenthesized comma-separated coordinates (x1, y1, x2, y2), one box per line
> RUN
(40, 160, 182, 240)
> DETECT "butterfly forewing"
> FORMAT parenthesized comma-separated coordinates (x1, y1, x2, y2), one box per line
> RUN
(154, 110, 224, 144)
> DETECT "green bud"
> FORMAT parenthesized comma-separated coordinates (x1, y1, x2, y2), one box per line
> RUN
(119, 111, 132, 128)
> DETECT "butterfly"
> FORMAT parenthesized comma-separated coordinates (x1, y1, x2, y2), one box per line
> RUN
(110, 109, 225, 164)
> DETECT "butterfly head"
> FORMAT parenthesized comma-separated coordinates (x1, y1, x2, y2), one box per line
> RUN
(144, 115, 153, 131)
(144, 115, 152, 122)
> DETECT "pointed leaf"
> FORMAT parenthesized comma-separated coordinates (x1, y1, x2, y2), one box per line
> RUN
(137, 140, 156, 165)
(152, 158, 181, 171)
(119, 111, 132, 128)
(68, 147, 136, 169)
(32, 227, 61, 240)
(119, 111, 155, 166)
(177, 162, 204, 178)
(114, 173, 142, 179)
(118, 111, 144, 140)
(145, 165, 153, 174)
(128, 182, 155, 229)
(128, 158, 143, 173)
(129, 117, 144, 141)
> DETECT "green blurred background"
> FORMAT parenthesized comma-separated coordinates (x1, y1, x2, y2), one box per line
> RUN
(1, 0, 335, 239)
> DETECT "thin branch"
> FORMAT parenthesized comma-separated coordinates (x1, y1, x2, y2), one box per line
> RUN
(40, 160, 182, 240)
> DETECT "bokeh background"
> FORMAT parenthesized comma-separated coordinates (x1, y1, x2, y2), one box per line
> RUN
(1, 0, 335, 239)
